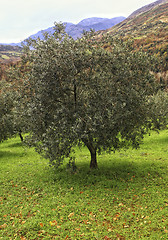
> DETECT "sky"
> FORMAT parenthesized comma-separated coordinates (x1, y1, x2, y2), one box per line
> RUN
(0, 0, 156, 43)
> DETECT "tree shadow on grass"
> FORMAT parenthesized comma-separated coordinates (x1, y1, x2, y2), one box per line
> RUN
(0, 141, 25, 160)
(0, 150, 23, 160)
(41, 155, 167, 193)
(8, 142, 23, 148)
(0, 143, 26, 163)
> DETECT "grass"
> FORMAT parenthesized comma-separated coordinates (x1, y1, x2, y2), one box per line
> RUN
(1, 55, 10, 60)
(0, 130, 168, 239)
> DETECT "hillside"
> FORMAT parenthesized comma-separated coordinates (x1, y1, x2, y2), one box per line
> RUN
(128, 0, 167, 18)
(96, 0, 168, 87)
(97, 0, 168, 74)
(0, 45, 22, 64)
(101, 0, 168, 40)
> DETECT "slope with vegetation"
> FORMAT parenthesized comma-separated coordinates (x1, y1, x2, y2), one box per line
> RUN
(97, 0, 168, 86)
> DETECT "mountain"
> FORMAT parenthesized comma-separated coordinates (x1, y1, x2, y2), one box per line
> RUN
(0, 16, 125, 63)
(24, 16, 125, 42)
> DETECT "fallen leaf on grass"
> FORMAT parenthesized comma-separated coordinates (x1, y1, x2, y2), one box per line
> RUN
(75, 228, 81, 231)
(118, 203, 124, 206)
(0, 223, 7, 229)
(38, 230, 45, 235)
(116, 233, 125, 239)
(49, 220, 57, 226)
(68, 212, 74, 218)
(20, 236, 26, 240)
(123, 225, 129, 228)
(40, 223, 44, 227)
(104, 236, 112, 240)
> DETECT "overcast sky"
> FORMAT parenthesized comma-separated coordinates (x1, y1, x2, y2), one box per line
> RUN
(0, 0, 156, 43)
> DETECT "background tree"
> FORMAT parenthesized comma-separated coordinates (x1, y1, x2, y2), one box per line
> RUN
(0, 62, 30, 143)
(0, 80, 15, 142)
(22, 23, 157, 169)
(148, 90, 168, 130)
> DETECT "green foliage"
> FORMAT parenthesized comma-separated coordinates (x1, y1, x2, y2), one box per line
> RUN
(21, 23, 157, 168)
(0, 80, 15, 142)
(0, 63, 29, 142)
(148, 90, 168, 130)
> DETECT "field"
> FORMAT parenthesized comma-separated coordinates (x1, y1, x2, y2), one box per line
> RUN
(0, 51, 21, 63)
(0, 45, 22, 63)
(0, 130, 168, 239)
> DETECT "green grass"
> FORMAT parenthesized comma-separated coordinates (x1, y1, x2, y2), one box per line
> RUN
(0, 130, 168, 239)
(1, 55, 10, 60)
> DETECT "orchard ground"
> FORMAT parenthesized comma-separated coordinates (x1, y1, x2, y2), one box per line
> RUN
(0, 130, 168, 239)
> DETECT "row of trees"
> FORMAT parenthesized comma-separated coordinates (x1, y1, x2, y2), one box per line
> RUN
(0, 23, 168, 168)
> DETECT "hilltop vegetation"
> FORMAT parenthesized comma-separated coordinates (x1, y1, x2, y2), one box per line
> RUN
(97, 0, 168, 85)
(99, 0, 168, 49)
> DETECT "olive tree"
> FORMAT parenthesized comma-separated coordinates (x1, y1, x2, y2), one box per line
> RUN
(0, 63, 29, 143)
(0, 80, 15, 142)
(148, 90, 168, 130)
(22, 23, 156, 168)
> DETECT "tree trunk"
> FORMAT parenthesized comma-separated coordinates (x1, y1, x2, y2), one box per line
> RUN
(82, 139, 98, 169)
(89, 148, 98, 169)
(19, 130, 23, 142)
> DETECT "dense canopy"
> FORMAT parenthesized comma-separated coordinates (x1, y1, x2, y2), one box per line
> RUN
(16, 23, 157, 168)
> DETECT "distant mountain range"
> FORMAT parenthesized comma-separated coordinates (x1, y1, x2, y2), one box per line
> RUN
(0, 16, 125, 62)
(1, 0, 168, 73)
(2, 16, 125, 47)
